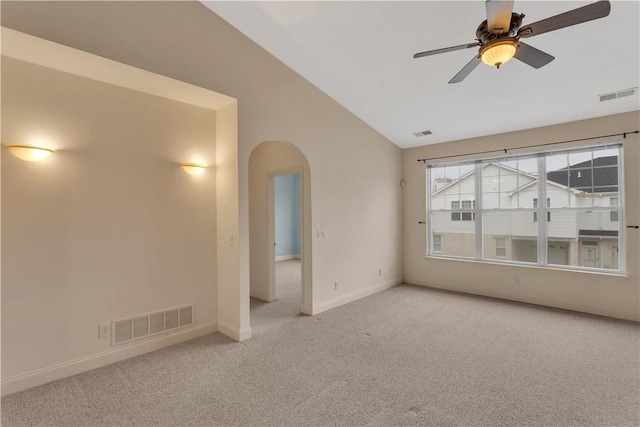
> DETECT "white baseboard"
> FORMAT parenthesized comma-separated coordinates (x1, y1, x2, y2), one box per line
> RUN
(217, 321, 252, 342)
(404, 278, 640, 322)
(1, 321, 218, 397)
(275, 254, 301, 261)
(312, 278, 402, 315)
(302, 303, 313, 315)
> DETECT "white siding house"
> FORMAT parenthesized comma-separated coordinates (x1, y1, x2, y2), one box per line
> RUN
(430, 159, 620, 270)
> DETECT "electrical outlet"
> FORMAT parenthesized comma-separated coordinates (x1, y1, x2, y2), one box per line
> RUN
(99, 322, 110, 339)
(334, 280, 339, 290)
(514, 276, 520, 286)
(317, 229, 327, 238)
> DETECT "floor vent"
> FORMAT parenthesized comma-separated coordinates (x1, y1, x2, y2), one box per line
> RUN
(599, 87, 637, 102)
(111, 305, 194, 346)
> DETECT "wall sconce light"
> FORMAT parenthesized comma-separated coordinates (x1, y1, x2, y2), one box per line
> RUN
(6, 145, 55, 161)
(181, 162, 207, 175)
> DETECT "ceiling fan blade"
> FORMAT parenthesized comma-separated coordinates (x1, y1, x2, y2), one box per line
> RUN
(413, 42, 481, 59)
(518, 0, 611, 39)
(486, 0, 514, 34)
(448, 55, 482, 84)
(514, 42, 555, 68)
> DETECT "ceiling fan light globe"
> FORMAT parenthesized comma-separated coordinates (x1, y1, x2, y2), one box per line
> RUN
(481, 40, 517, 67)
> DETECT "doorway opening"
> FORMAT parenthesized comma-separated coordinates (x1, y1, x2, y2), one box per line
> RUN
(248, 140, 312, 327)
(273, 173, 302, 313)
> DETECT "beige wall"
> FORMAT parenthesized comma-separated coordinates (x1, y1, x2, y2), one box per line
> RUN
(1, 58, 218, 380)
(1, 1, 404, 390)
(404, 111, 640, 321)
(0, 1, 405, 315)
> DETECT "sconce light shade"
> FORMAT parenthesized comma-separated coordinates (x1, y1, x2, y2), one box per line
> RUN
(6, 145, 55, 161)
(181, 163, 207, 175)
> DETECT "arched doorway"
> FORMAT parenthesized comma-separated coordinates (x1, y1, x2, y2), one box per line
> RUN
(248, 141, 312, 316)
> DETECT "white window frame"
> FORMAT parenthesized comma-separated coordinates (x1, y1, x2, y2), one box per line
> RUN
(426, 143, 625, 274)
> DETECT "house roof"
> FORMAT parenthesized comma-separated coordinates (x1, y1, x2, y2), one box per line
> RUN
(432, 162, 536, 196)
(546, 156, 618, 193)
(506, 178, 581, 197)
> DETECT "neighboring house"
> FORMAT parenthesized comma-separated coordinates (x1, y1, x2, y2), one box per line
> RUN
(430, 157, 620, 270)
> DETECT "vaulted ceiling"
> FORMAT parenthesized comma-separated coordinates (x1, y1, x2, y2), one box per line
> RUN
(204, 1, 639, 148)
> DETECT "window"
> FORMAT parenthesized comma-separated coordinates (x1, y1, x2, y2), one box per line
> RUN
(427, 144, 624, 272)
(495, 237, 506, 257)
(533, 198, 551, 222)
(610, 197, 619, 222)
(450, 201, 461, 221)
(433, 235, 442, 252)
(450, 200, 475, 221)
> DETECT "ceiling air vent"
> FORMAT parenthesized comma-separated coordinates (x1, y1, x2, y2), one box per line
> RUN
(599, 87, 637, 102)
(413, 130, 433, 137)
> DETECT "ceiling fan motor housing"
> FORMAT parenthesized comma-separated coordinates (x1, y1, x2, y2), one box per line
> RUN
(476, 12, 525, 44)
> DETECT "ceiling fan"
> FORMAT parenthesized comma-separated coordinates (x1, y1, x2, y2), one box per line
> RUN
(413, 0, 611, 84)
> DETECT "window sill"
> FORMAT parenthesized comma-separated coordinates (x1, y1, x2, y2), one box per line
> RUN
(424, 254, 629, 278)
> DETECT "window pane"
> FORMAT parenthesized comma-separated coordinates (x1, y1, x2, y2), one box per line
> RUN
(483, 157, 537, 209)
(517, 157, 538, 175)
(546, 153, 571, 208)
(547, 241, 572, 267)
(430, 164, 475, 212)
(430, 211, 475, 258)
(548, 148, 620, 208)
(576, 211, 620, 237)
(433, 235, 442, 252)
(483, 212, 537, 263)
(569, 150, 592, 167)
(610, 197, 619, 222)
(459, 164, 474, 177)
(547, 210, 579, 238)
(544, 211, 620, 270)
(495, 237, 507, 257)
(483, 163, 509, 208)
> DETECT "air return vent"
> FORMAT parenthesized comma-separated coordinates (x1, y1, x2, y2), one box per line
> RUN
(599, 87, 637, 102)
(111, 305, 193, 346)
(412, 129, 433, 137)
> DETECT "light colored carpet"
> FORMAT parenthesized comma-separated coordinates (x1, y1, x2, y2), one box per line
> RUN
(2, 260, 639, 426)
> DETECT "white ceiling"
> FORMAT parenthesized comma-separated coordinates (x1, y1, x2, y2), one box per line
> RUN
(203, 1, 639, 149)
